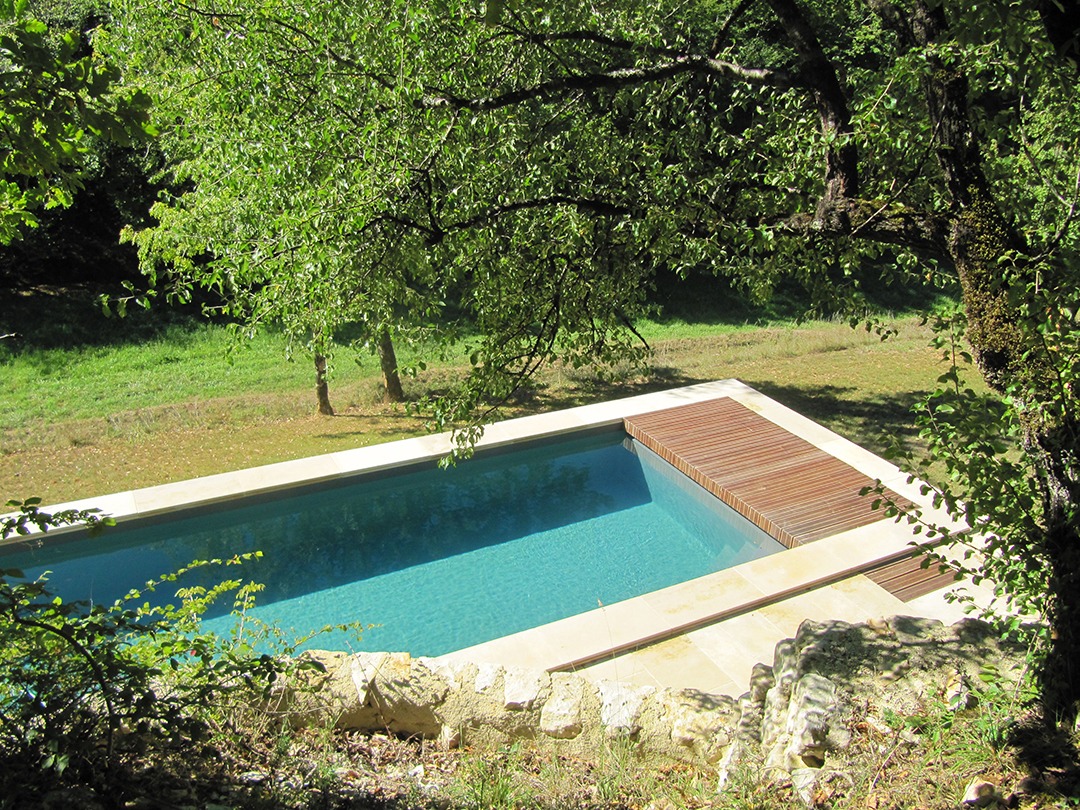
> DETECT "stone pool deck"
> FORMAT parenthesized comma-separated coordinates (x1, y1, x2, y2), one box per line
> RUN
(21, 379, 993, 698)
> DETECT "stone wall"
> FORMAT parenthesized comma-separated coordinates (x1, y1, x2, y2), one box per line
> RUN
(275, 615, 1025, 780)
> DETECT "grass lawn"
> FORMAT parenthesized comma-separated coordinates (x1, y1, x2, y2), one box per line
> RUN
(1, 282, 969, 503)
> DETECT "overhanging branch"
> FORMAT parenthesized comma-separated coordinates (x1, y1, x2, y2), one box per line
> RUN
(778, 197, 951, 259)
(419, 55, 792, 111)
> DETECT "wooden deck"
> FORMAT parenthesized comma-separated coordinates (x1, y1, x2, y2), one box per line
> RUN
(624, 397, 911, 549)
(865, 553, 962, 602)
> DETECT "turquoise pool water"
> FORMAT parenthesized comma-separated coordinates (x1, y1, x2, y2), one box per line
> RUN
(1, 430, 784, 656)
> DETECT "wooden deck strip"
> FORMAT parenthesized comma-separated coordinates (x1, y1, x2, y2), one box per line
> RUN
(865, 554, 963, 602)
(625, 397, 910, 549)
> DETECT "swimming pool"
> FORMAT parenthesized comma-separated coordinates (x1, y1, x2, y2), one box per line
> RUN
(1, 428, 784, 656)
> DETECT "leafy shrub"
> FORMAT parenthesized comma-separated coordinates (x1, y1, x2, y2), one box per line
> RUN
(0, 498, 322, 797)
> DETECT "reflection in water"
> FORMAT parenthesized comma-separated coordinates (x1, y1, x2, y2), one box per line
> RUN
(1, 431, 784, 655)
(1, 432, 646, 613)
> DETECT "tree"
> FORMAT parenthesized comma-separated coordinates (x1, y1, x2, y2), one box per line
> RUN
(105, 0, 653, 416)
(0, 0, 152, 246)
(103, 2, 449, 410)
(110, 0, 1080, 712)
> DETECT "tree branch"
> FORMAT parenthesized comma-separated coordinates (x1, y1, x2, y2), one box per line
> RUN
(419, 55, 792, 111)
(764, 0, 859, 200)
(778, 197, 951, 259)
(711, 0, 759, 56)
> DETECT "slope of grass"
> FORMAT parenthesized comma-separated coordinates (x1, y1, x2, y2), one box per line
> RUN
(2, 304, 969, 504)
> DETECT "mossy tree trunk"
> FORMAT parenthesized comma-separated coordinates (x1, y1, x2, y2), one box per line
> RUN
(771, 0, 1080, 715)
(913, 2, 1080, 716)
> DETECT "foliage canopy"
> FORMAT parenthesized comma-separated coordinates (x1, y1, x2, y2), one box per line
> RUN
(0, 0, 153, 244)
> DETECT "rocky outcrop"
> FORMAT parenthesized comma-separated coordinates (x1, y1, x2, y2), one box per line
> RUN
(273, 616, 1025, 781)
(722, 616, 1025, 801)
(276, 648, 739, 764)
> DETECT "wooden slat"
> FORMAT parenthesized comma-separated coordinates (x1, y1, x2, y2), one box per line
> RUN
(865, 554, 962, 602)
(624, 398, 910, 548)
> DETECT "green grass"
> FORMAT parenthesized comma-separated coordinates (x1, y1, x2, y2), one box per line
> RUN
(0, 316, 439, 430)
(0, 282, 981, 503)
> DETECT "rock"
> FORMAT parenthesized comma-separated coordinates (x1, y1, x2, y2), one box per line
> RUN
(764, 672, 843, 772)
(945, 671, 977, 710)
(416, 656, 462, 690)
(790, 767, 820, 806)
(661, 689, 736, 764)
(714, 739, 742, 791)
(889, 615, 945, 642)
(748, 661, 775, 703)
(503, 666, 548, 710)
(866, 616, 894, 636)
(350, 651, 386, 705)
(736, 663, 775, 744)
(474, 662, 501, 693)
(368, 652, 450, 737)
(787, 673, 846, 765)
(439, 724, 461, 749)
(963, 777, 1005, 808)
(269, 615, 1026, 772)
(540, 674, 585, 739)
(598, 680, 654, 737)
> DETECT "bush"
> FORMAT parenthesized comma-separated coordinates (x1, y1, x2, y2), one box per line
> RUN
(0, 498, 313, 798)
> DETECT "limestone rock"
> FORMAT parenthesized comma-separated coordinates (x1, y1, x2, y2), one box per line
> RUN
(660, 689, 736, 763)
(787, 673, 845, 766)
(474, 663, 501, 693)
(763, 673, 842, 772)
(598, 680, 654, 737)
(503, 667, 548, 710)
(275, 615, 1026, 772)
(540, 674, 585, 739)
(365, 652, 451, 737)
(963, 777, 1005, 808)
(736, 663, 775, 744)
(790, 767, 820, 806)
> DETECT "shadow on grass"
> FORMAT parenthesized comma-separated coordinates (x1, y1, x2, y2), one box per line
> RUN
(646, 267, 954, 330)
(528, 367, 709, 412)
(1, 284, 210, 352)
(741, 380, 926, 457)
(312, 414, 427, 442)
(1009, 713, 1080, 798)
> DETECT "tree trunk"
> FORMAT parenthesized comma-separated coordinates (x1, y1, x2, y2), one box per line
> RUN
(1041, 492, 1080, 717)
(314, 353, 334, 415)
(376, 328, 405, 403)
(871, 0, 1080, 715)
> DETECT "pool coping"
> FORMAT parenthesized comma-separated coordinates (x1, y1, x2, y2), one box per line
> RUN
(9, 380, 957, 674)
